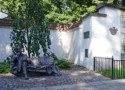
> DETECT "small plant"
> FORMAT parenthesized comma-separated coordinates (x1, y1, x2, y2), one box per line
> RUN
(0, 60, 10, 74)
(56, 58, 71, 69)
(49, 53, 71, 69)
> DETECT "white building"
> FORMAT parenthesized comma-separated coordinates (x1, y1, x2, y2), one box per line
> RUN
(0, 3, 125, 70)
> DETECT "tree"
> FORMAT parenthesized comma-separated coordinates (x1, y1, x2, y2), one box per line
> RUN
(10, 0, 51, 57)
(1, 0, 119, 24)
(43, 0, 119, 23)
(0, 0, 21, 19)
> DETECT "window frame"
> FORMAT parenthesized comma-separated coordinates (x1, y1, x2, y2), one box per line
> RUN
(85, 49, 88, 58)
(84, 31, 90, 39)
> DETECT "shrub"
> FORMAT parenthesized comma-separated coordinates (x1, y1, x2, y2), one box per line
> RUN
(56, 58, 71, 69)
(50, 53, 58, 61)
(0, 60, 10, 74)
(49, 53, 71, 69)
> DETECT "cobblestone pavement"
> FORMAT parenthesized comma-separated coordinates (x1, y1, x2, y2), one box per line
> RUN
(0, 65, 110, 90)
(15, 79, 125, 90)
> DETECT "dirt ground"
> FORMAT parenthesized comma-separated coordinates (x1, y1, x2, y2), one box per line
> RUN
(0, 65, 110, 90)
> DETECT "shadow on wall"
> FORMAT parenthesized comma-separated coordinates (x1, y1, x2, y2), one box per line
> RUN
(0, 28, 12, 61)
(67, 18, 93, 68)
(82, 19, 93, 69)
(49, 28, 86, 65)
(68, 29, 81, 64)
(49, 30, 70, 59)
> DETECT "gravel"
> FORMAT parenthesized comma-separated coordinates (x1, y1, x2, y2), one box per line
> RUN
(0, 65, 110, 90)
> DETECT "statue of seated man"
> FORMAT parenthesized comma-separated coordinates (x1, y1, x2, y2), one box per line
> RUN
(10, 47, 28, 80)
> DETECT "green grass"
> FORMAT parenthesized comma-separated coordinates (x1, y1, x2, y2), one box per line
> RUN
(50, 53, 71, 69)
(56, 58, 71, 69)
(0, 60, 10, 74)
(97, 69, 125, 79)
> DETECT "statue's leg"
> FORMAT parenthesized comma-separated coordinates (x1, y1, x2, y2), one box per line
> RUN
(22, 61, 29, 80)
(52, 64, 61, 76)
(17, 58, 22, 72)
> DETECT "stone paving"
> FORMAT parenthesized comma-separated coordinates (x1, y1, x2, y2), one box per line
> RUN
(0, 65, 110, 90)
(14, 79, 125, 90)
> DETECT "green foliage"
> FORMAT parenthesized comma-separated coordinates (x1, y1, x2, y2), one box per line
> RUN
(50, 53, 58, 61)
(1, 0, 120, 24)
(56, 59, 71, 69)
(10, 0, 51, 57)
(0, 60, 10, 74)
(47, 53, 70, 69)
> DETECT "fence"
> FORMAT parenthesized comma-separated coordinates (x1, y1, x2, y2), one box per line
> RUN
(93, 57, 125, 79)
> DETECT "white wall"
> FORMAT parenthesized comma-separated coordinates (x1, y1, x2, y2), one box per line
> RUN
(49, 30, 71, 59)
(0, 27, 72, 62)
(91, 7, 121, 60)
(67, 28, 82, 64)
(82, 17, 93, 69)
(0, 26, 84, 67)
(0, 27, 12, 61)
(67, 17, 92, 68)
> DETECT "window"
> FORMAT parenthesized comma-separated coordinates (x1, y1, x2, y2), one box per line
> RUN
(85, 49, 88, 58)
(84, 31, 89, 39)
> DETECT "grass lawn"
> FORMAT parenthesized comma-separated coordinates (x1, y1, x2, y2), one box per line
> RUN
(0, 61, 10, 74)
(97, 69, 125, 79)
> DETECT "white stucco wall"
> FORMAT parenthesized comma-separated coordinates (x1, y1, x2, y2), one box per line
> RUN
(67, 28, 82, 64)
(71, 7, 123, 70)
(0, 27, 12, 61)
(91, 7, 121, 60)
(0, 27, 72, 62)
(82, 17, 93, 69)
(0, 26, 74, 63)
(49, 30, 71, 59)
(67, 17, 92, 68)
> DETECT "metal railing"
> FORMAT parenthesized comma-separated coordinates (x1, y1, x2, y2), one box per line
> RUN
(93, 57, 125, 79)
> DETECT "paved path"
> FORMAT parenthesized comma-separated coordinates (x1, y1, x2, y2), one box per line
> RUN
(14, 79, 125, 90)
(0, 66, 109, 90)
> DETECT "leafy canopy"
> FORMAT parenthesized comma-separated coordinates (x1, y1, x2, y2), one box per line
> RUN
(1, 0, 120, 24)
(10, 0, 51, 57)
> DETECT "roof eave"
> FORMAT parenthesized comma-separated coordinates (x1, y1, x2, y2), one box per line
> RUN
(97, 3, 125, 11)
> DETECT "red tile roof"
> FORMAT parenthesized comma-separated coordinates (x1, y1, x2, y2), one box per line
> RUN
(0, 19, 13, 27)
(0, 19, 82, 30)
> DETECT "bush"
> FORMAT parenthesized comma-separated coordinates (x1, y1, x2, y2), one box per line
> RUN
(49, 53, 71, 69)
(0, 60, 10, 74)
(56, 58, 71, 69)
